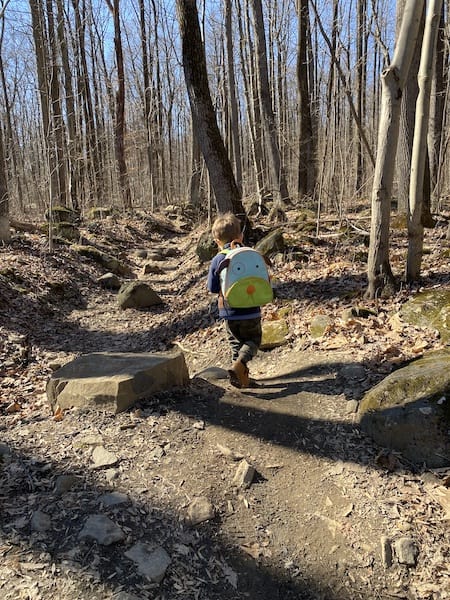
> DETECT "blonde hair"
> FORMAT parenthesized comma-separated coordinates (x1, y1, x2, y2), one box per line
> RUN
(211, 212, 242, 244)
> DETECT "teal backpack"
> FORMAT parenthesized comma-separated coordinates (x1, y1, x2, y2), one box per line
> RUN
(218, 244, 273, 308)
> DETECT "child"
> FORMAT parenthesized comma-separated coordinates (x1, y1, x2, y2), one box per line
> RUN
(207, 212, 262, 388)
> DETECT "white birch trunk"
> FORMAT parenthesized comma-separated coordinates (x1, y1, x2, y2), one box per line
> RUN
(366, 0, 423, 298)
(406, 0, 443, 282)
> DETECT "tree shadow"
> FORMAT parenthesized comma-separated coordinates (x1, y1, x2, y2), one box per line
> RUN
(0, 401, 374, 600)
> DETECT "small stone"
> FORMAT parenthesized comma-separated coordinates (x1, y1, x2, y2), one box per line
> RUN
(187, 497, 215, 526)
(31, 510, 51, 532)
(344, 400, 359, 414)
(124, 542, 171, 582)
(91, 446, 119, 469)
(394, 537, 418, 566)
(99, 492, 129, 507)
(381, 536, 393, 568)
(55, 474, 81, 494)
(78, 515, 125, 545)
(105, 469, 119, 482)
(233, 459, 256, 489)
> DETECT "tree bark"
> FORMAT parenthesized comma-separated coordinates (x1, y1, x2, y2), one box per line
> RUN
(106, 0, 131, 210)
(406, 0, 443, 282)
(225, 0, 242, 195)
(176, 0, 244, 216)
(366, 0, 424, 298)
(296, 0, 314, 198)
(397, 1, 424, 215)
(0, 121, 10, 242)
(250, 0, 290, 205)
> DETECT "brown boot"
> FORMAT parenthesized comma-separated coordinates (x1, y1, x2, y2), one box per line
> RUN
(228, 359, 250, 389)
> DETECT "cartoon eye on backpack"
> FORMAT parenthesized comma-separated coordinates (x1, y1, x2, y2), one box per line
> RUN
(218, 247, 273, 308)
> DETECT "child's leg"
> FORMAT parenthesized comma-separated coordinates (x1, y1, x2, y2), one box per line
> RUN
(226, 319, 262, 387)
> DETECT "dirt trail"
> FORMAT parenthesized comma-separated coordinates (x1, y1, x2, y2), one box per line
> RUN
(1, 221, 449, 600)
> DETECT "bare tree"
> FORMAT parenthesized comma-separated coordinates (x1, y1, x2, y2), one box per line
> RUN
(406, 0, 443, 282)
(296, 0, 315, 198)
(249, 0, 290, 206)
(366, 1, 424, 298)
(105, 0, 131, 209)
(176, 0, 244, 216)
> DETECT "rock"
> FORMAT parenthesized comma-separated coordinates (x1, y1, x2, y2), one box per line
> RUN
(78, 515, 125, 545)
(254, 229, 285, 256)
(55, 474, 81, 494)
(97, 272, 122, 290)
(344, 400, 359, 414)
(358, 349, 450, 467)
(233, 459, 256, 489)
(99, 492, 129, 506)
(260, 319, 289, 349)
(341, 307, 377, 321)
(310, 315, 333, 338)
(194, 367, 229, 381)
(141, 262, 164, 276)
(381, 536, 393, 568)
(31, 510, 51, 532)
(394, 537, 418, 566)
(196, 231, 217, 263)
(46, 351, 189, 414)
(86, 206, 112, 220)
(340, 364, 366, 380)
(400, 289, 450, 343)
(124, 542, 171, 582)
(117, 281, 163, 309)
(71, 244, 131, 276)
(91, 446, 119, 469)
(187, 497, 215, 526)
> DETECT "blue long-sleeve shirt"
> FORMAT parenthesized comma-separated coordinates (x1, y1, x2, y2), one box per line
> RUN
(207, 249, 261, 321)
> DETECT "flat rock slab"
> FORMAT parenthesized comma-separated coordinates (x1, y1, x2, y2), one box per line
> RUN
(47, 351, 189, 414)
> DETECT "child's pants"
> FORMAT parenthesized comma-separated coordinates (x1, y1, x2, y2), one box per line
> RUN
(225, 318, 262, 363)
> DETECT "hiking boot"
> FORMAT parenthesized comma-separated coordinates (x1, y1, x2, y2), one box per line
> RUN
(228, 359, 250, 389)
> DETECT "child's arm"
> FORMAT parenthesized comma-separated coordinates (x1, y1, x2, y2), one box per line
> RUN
(207, 254, 224, 294)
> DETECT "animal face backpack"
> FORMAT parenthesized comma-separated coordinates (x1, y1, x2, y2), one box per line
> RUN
(218, 244, 273, 308)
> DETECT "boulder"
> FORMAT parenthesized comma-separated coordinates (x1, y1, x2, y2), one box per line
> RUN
(47, 351, 189, 414)
(254, 228, 285, 256)
(117, 281, 163, 309)
(196, 231, 217, 263)
(358, 350, 450, 467)
(400, 288, 450, 344)
(260, 319, 289, 349)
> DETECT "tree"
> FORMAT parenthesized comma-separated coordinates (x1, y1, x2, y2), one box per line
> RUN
(366, 1, 424, 298)
(0, 121, 9, 242)
(406, 0, 443, 282)
(296, 0, 315, 198)
(396, 1, 424, 215)
(249, 0, 290, 206)
(0, 0, 11, 242)
(106, 0, 131, 209)
(176, 0, 244, 216)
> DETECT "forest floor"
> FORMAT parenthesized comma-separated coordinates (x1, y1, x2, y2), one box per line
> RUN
(0, 208, 449, 600)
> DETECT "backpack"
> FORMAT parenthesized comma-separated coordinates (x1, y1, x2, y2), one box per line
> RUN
(218, 246, 273, 308)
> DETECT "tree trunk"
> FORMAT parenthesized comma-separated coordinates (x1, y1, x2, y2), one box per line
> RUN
(106, 0, 131, 209)
(366, 0, 424, 299)
(176, 0, 244, 216)
(225, 0, 242, 195)
(0, 121, 10, 242)
(249, 0, 290, 205)
(296, 0, 314, 198)
(397, 1, 424, 215)
(428, 4, 446, 208)
(406, 0, 443, 283)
